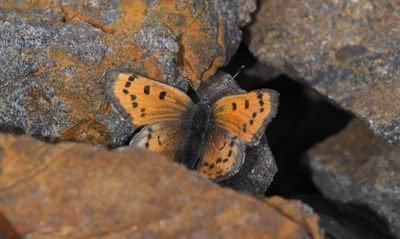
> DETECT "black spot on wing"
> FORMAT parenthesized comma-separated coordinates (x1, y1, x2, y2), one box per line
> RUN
(157, 135, 162, 145)
(232, 102, 237, 111)
(159, 91, 166, 99)
(130, 95, 136, 101)
(132, 102, 138, 108)
(245, 99, 249, 109)
(128, 75, 136, 81)
(123, 89, 129, 94)
(144, 85, 150, 95)
(125, 81, 131, 88)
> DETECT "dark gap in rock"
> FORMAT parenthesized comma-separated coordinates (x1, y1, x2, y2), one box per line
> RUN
(223, 44, 353, 197)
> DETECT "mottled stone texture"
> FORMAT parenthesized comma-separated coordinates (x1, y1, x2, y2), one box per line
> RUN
(308, 120, 400, 238)
(0, 133, 322, 239)
(248, 0, 400, 146)
(0, 0, 256, 146)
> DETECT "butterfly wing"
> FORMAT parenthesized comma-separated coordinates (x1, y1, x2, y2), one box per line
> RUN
(198, 128, 245, 181)
(105, 70, 193, 126)
(212, 89, 279, 145)
(130, 121, 184, 161)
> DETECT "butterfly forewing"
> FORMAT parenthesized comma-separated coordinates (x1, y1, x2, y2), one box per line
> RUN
(130, 121, 184, 161)
(198, 128, 245, 181)
(213, 89, 279, 145)
(105, 71, 193, 126)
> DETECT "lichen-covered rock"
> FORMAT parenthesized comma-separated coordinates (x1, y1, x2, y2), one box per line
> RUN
(308, 120, 400, 238)
(247, 0, 400, 146)
(0, 133, 322, 239)
(0, 0, 256, 146)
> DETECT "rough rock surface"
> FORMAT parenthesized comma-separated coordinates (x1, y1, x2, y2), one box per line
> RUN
(0, 0, 256, 146)
(308, 120, 400, 238)
(247, 0, 400, 146)
(303, 195, 391, 239)
(0, 133, 322, 238)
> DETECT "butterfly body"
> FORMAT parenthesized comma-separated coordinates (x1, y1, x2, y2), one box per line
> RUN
(175, 102, 214, 169)
(105, 70, 278, 181)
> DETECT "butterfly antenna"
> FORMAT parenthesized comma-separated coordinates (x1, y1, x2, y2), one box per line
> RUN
(176, 66, 203, 102)
(232, 65, 245, 79)
(207, 65, 246, 98)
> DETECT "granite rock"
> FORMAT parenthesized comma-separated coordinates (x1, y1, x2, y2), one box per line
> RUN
(308, 120, 400, 238)
(0, 133, 322, 239)
(247, 0, 400, 146)
(0, 0, 256, 146)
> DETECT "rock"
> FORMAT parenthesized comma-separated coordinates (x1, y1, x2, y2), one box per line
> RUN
(0, 212, 19, 239)
(198, 71, 278, 194)
(221, 135, 277, 195)
(0, 133, 323, 238)
(0, 0, 256, 146)
(302, 195, 390, 239)
(247, 0, 400, 146)
(308, 120, 400, 238)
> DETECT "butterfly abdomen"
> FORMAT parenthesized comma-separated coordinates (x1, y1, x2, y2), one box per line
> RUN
(175, 103, 214, 169)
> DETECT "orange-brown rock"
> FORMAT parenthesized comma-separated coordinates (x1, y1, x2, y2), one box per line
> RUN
(0, 0, 255, 145)
(0, 134, 323, 238)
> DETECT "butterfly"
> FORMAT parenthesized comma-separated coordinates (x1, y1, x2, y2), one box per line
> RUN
(105, 70, 279, 181)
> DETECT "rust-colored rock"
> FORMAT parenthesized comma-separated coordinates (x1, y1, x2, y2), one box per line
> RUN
(0, 134, 322, 238)
(0, 0, 256, 145)
(0, 212, 19, 239)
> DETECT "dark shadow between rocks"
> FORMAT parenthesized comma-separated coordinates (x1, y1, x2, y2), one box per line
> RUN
(223, 44, 353, 197)
(0, 125, 25, 137)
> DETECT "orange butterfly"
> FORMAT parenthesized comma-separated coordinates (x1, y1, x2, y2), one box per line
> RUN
(105, 71, 279, 181)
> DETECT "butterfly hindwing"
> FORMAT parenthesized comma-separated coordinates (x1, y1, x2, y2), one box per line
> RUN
(130, 121, 184, 161)
(213, 89, 279, 145)
(198, 128, 245, 181)
(105, 70, 193, 126)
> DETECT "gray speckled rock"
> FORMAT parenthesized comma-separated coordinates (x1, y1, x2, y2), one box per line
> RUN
(199, 72, 278, 194)
(0, 8, 133, 146)
(308, 120, 400, 238)
(248, 0, 400, 146)
(0, 0, 256, 146)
